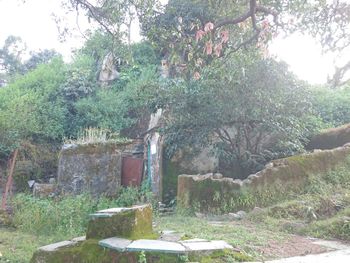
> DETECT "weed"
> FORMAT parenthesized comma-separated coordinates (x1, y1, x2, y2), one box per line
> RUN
(11, 183, 155, 239)
(138, 251, 147, 263)
(64, 127, 131, 145)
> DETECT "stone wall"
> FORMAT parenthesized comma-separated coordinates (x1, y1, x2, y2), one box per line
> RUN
(57, 142, 133, 197)
(307, 123, 350, 150)
(162, 146, 218, 204)
(177, 145, 350, 213)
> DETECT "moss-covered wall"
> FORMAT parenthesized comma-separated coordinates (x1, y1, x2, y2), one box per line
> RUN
(307, 123, 350, 150)
(162, 147, 218, 204)
(177, 146, 350, 213)
(57, 142, 134, 197)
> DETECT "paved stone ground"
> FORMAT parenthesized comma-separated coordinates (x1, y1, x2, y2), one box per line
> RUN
(249, 240, 350, 263)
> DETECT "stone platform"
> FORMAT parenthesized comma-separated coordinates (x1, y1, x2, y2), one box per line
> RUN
(31, 204, 234, 263)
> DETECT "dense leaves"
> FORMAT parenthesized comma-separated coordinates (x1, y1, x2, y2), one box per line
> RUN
(161, 52, 318, 177)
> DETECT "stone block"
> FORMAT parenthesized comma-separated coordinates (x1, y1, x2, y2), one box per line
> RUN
(86, 204, 153, 240)
(126, 239, 186, 254)
(99, 237, 132, 252)
(38, 241, 75, 252)
(180, 240, 233, 251)
(57, 142, 134, 197)
(33, 183, 56, 198)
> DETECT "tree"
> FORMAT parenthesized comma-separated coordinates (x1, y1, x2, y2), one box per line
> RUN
(0, 35, 26, 85)
(160, 52, 317, 178)
(311, 84, 350, 127)
(0, 35, 60, 86)
(141, 0, 350, 80)
(0, 58, 68, 158)
(74, 65, 159, 134)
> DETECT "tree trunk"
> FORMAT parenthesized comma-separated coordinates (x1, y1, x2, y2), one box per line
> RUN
(1, 149, 19, 210)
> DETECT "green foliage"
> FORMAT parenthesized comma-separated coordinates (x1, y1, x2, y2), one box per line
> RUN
(11, 184, 155, 238)
(74, 65, 159, 133)
(60, 54, 98, 102)
(79, 30, 116, 66)
(64, 127, 131, 145)
(138, 251, 147, 263)
(0, 58, 67, 157)
(311, 85, 350, 127)
(131, 42, 159, 66)
(162, 53, 316, 177)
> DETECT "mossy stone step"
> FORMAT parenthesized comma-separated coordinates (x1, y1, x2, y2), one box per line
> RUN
(99, 237, 233, 254)
(86, 204, 153, 240)
(98, 237, 132, 252)
(126, 239, 187, 254)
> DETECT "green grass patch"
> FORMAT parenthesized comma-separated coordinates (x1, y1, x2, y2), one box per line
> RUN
(10, 184, 156, 239)
(300, 208, 350, 240)
(154, 215, 287, 260)
(0, 227, 62, 263)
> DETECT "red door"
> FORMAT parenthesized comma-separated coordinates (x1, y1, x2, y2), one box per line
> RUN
(121, 157, 144, 187)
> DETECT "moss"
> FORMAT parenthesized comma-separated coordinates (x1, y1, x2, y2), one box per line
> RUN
(178, 148, 350, 213)
(145, 252, 184, 263)
(86, 206, 155, 240)
(307, 123, 350, 150)
(162, 156, 183, 204)
(30, 239, 139, 263)
(61, 141, 132, 156)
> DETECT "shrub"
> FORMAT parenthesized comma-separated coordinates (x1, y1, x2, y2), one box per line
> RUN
(11, 184, 155, 239)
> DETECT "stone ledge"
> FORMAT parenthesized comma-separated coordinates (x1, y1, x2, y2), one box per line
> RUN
(86, 204, 153, 240)
(99, 237, 233, 254)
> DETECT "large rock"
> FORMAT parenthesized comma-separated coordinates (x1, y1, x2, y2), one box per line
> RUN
(57, 142, 133, 197)
(86, 205, 153, 240)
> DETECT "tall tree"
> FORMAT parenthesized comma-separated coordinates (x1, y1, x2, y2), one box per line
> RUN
(160, 52, 317, 177)
(141, 0, 350, 81)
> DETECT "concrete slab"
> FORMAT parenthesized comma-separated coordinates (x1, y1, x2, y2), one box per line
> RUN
(312, 239, 350, 250)
(249, 249, 350, 263)
(71, 236, 86, 242)
(38, 241, 75, 252)
(89, 212, 114, 218)
(159, 230, 184, 242)
(181, 238, 208, 243)
(97, 205, 149, 214)
(126, 239, 187, 254)
(99, 237, 133, 252)
(180, 240, 233, 251)
(97, 208, 131, 213)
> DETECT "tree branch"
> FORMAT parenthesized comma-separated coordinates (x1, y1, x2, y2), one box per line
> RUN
(215, 1, 280, 30)
(74, 0, 115, 36)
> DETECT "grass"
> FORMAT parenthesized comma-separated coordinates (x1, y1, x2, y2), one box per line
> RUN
(1, 160, 350, 262)
(245, 166, 350, 242)
(154, 215, 287, 260)
(0, 227, 62, 263)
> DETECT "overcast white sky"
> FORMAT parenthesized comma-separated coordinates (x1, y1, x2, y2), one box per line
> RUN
(0, 0, 346, 84)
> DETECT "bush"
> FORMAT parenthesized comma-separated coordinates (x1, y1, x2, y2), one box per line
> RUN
(311, 85, 350, 127)
(11, 185, 155, 239)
